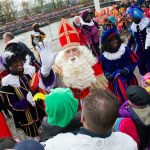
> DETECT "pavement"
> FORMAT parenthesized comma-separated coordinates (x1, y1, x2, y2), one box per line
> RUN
(4, 33, 142, 141)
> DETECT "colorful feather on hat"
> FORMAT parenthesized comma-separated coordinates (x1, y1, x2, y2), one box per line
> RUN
(126, 6, 145, 19)
(1, 51, 14, 65)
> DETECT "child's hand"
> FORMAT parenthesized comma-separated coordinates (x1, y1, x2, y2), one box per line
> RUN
(125, 105, 130, 108)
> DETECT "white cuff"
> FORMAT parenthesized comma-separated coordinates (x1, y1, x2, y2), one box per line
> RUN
(27, 92, 36, 107)
(41, 66, 51, 77)
(145, 28, 150, 49)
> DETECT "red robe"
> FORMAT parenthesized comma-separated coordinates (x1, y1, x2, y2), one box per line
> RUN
(30, 63, 109, 110)
(0, 112, 12, 138)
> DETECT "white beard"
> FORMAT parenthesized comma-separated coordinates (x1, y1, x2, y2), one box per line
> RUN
(55, 46, 97, 90)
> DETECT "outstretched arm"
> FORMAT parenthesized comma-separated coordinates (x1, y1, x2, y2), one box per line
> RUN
(36, 39, 57, 86)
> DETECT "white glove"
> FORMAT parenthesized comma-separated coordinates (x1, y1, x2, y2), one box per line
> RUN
(145, 28, 150, 49)
(36, 39, 57, 77)
(27, 92, 36, 107)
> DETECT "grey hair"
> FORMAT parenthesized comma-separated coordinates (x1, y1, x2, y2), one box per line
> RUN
(4, 32, 14, 40)
(73, 16, 80, 22)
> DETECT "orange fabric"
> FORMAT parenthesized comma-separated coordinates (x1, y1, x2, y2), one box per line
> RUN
(113, 9, 118, 16)
(99, 17, 105, 25)
(120, 7, 125, 12)
(118, 17, 123, 26)
(110, 12, 113, 16)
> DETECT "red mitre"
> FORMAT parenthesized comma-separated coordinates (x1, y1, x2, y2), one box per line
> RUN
(58, 18, 80, 50)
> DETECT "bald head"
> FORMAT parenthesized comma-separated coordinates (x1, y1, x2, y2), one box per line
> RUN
(3, 32, 14, 43)
(73, 16, 80, 24)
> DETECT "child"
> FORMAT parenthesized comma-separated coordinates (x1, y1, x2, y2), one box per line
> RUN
(141, 72, 150, 94)
(118, 85, 150, 150)
(108, 11, 116, 29)
(116, 13, 124, 34)
(131, 0, 137, 6)
(113, 118, 139, 147)
(94, 11, 98, 23)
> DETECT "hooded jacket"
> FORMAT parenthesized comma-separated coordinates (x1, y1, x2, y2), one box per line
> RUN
(119, 101, 150, 150)
(39, 110, 82, 142)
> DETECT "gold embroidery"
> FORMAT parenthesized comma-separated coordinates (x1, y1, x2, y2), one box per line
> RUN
(6, 94, 25, 111)
(0, 91, 14, 95)
(91, 73, 108, 90)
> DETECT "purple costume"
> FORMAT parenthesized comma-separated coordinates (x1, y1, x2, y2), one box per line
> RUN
(81, 20, 100, 58)
(118, 100, 131, 118)
(1, 66, 46, 137)
(127, 17, 150, 75)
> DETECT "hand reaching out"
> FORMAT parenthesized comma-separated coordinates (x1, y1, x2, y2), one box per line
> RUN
(36, 39, 57, 76)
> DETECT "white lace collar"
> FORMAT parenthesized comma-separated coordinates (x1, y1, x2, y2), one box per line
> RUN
(32, 31, 40, 36)
(82, 19, 94, 26)
(2, 64, 35, 87)
(131, 17, 150, 32)
(103, 44, 126, 60)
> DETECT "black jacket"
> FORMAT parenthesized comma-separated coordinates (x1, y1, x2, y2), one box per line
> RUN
(39, 110, 82, 142)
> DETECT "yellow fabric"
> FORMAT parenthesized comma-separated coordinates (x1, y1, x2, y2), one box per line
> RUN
(33, 93, 45, 101)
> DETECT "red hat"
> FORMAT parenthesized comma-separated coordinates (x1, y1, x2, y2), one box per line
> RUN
(58, 18, 80, 50)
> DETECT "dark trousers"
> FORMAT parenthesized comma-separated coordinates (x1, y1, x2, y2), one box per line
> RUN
(137, 49, 150, 75)
(123, 22, 127, 30)
(112, 24, 117, 30)
(90, 42, 100, 59)
(0, 97, 8, 115)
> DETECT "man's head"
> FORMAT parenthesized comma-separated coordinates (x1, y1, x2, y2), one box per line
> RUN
(0, 138, 17, 150)
(81, 88, 119, 135)
(73, 16, 80, 24)
(13, 139, 44, 150)
(55, 46, 96, 89)
(3, 32, 14, 43)
(141, 4, 146, 11)
(64, 46, 80, 62)
(131, 0, 136, 5)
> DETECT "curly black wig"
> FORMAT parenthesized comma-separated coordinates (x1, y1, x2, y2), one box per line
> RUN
(82, 12, 91, 22)
(101, 33, 124, 54)
(6, 53, 26, 67)
(5, 43, 27, 67)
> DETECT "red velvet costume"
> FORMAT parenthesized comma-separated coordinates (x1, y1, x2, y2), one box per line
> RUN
(30, 18, 109, 110)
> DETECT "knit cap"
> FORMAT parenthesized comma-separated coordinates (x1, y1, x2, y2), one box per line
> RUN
(45, 88, 79, 127)
(13, 139, 44, 150)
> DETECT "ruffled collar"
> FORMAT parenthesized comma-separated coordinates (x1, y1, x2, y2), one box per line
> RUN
(32, 31, 40, 36)
(2, 64, 35, 87)
(131, 17, 150, 32)
(82, 19, 94, 26)
(103, 44, 126, 60)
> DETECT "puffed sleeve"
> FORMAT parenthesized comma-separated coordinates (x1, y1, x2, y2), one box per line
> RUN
(123, 47, 138, 74)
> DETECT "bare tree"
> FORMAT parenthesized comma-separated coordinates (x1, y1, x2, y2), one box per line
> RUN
(35, 0, 46, 13)
(21, 1, 30, 19)
(0, 0, 18, 22)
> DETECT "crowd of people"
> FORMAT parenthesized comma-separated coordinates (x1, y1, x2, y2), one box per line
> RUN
(0, 3, 92, 33)
(1, 0, 150, 150)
